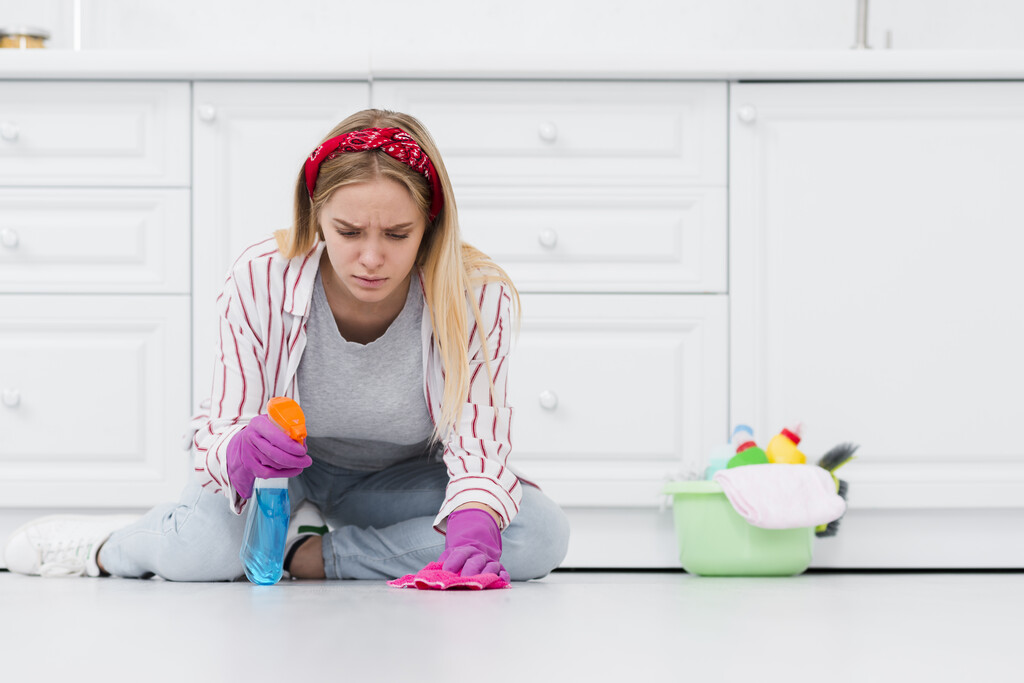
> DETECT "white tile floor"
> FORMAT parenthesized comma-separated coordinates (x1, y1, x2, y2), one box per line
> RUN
(1, 569, 1018, 682)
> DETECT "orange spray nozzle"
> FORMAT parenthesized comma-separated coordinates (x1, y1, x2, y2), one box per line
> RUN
(267, 396, 306, 442)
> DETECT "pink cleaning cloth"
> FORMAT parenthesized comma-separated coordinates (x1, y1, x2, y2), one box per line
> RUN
(713, 464, 846, 529)
(388, 562, 511, 590)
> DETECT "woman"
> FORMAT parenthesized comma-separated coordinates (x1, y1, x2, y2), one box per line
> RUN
(5, 110, 570, 582)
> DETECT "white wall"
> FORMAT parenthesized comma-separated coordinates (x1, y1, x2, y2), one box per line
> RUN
(3, 0, 1024, 53)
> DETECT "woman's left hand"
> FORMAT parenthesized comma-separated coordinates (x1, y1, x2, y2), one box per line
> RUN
(438, 508, 509, 581)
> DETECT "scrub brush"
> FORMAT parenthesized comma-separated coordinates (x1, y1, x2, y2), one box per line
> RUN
(815, 442, 858, 538)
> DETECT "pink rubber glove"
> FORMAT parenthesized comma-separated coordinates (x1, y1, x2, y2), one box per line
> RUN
(225, 414, 311, 499)
(437, 509, 509, 582)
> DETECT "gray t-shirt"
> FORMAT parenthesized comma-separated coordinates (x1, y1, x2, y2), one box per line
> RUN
(296, 270, 436, 470)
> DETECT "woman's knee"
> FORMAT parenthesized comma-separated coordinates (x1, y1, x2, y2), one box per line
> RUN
(154, 487, 247, 581)
(154, 534, 244, 582)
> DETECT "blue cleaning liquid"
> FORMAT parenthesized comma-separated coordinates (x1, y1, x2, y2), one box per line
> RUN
(240, 484, 290, 585)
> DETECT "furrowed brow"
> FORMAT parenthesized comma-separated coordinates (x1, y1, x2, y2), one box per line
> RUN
(332, 219, 364, 229)
(331, 219, 413, 230)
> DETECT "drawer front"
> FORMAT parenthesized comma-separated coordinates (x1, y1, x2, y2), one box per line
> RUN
(0, 81, 190, 187)
(509, 294, 728, 506)
(459, 187, 726, 293)
(372, 80, 727, 187)
(0, 188, 190, 293)
(0, 295, 191, 506)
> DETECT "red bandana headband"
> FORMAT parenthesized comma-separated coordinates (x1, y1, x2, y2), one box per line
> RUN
(304, 127, 444, 221)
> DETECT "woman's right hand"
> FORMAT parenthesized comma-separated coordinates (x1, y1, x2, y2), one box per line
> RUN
(225, 414, 312, 499)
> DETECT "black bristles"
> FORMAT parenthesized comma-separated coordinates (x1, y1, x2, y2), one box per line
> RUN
(816, 444, 857, 539)
(818, 442, 858, 472)
(817, 478, 850, 538)
(816, 520, 841, 538)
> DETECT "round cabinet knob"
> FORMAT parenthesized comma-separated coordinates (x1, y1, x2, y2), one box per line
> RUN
(538, 229, 558, 250)
(2, 389, 20, 408)
(1, 122, 19, 142)
(0, 228, 19, 249)
(197, 105, 217, 122)
(538, 390, 559, 411)
(736, 105, 758, 124)
(538, 121, 558, 144)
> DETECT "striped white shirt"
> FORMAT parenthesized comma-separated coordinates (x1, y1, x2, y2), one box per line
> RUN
(187, 237, 522, 532)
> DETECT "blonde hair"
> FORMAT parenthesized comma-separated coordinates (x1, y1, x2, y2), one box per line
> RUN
(275, 109, 520, 438)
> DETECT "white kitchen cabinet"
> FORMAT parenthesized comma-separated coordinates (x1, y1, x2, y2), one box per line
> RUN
(191, 81, 369, 404)
(6, 68, 1020, 570)
(0, 81, 192, 524)
(730, 82, 1024, 566)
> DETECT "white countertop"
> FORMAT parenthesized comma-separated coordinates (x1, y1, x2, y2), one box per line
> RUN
(3, 48, 1024, 80)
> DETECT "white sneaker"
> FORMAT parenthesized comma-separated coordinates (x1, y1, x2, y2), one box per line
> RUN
(4, 514, 140, 578)
(282, 501, 328, 579)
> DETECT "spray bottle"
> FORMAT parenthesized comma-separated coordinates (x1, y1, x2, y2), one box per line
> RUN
(240, 396, 306, 585)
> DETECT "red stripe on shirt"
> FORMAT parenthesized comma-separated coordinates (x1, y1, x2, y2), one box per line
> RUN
(273, 262, 291, 391)
(490, 357, 506, 408)
(446, 487, 510, 522)
(264, 259, 273, 367)
(452, 442, 470, 473)
(216, 309, 228, 417)
(253, 345, 266, 412)
(243, 263, 263, 347)
(226, 237, 274, 273)
(494, 316, 504, 362)
(466, 320, 479, 361)
(229, 323, 247, 419)
(508, 479, 521, 512)
(466, 283, 486, 359)
(487, 286, 502, 340)
(204, 448, 224, 488)
(292, 248, 316, 310)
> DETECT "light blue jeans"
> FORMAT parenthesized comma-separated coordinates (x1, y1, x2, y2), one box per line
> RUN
(99, 456, 570, 582)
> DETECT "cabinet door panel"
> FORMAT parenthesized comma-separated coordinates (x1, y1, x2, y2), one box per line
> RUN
(730, 82, 1024, 511)
(510, 294, 728, 506)
(459, 187, 726, 293)
(373, 80, 726, 187)
(0, 188, 189, 293)
(0, 295, 191, 506)
(0, 81, 189, 186)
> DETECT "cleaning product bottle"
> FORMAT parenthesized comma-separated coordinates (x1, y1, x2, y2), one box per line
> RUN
(240, 396, 306, 585)
(705, 425, 755, 479)
(766, 421, 806, 464)
(727, 426, 769, 468)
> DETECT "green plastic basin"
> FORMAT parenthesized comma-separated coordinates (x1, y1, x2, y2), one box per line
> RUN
(662, 480, 814, 576)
